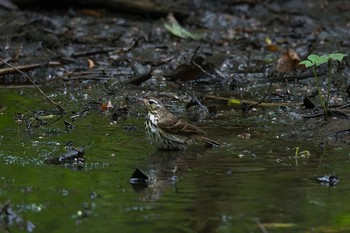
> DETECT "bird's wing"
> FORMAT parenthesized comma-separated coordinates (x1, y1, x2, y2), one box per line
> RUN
(157, 115, 206, 136)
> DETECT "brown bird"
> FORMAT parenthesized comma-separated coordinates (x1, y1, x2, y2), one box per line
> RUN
(142, 97, 219, 150)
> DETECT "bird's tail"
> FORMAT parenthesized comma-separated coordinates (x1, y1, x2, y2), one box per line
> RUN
(201, 137, 220, 147)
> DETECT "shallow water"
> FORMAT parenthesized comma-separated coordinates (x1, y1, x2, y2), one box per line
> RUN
(1, 88, 350, 233)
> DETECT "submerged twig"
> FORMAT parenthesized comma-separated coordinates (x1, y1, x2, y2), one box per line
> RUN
(253, 218, 269, 233)
(0, 59, 65, 112)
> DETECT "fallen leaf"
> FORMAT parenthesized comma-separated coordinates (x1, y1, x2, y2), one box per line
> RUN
(164, 13, 202, 40)
(267, 44, 279, 52)
(265, 36, 279, 52)
(87, 58, 95, 68)
(106, 100, 113, 109)
(100, 103, 108, 111)
(100, 101, 113, 111)
(79, 9, 103, 17)
(275, 48, 302, 73)
(288, 48, 301, 63)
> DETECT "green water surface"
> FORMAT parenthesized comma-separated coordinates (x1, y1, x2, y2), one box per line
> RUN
(1, 88, 350, 233)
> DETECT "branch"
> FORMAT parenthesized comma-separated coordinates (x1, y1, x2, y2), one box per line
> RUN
(0, 61, 60, 75)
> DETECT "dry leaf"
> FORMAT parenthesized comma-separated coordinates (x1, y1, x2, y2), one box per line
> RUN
(106, 100, 113, 109)
(275, 49, 302, 73)
(87, 58, 95, 68)
(101, 101, 113, 111)
(265, 36, 279, 52)
(267, 44, 279, 52)
(79, 9, 103, 17)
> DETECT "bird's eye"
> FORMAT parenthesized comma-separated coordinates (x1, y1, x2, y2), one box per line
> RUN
(148, 99, 156, 105)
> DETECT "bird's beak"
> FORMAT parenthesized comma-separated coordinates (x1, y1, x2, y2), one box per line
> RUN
(137, 97, 145, 104)
(139, 98, 150, 108)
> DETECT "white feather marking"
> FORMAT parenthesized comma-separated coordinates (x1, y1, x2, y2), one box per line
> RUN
(148, 113, 158, 133)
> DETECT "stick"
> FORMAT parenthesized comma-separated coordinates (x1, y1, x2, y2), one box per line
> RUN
(189, 46, 200, 66)
(0, 59, 65, 112)
(192, 59, 212, 77)
(204, 95, 291, 107)
(253, 218, 269, 233)
(0, 61, 60, 75)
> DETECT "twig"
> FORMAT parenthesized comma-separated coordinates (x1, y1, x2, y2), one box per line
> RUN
(189, 46, 200, 66)
(192, 60, 212, 77)
(271, 70, 326, 81)
(71, 48, 116, 58)
(0, 59, 65, 112)
(205, 95, 291, 107)
(190, 46, 213, 77)
(0, 61, 60, 75)
(253, 218, 269, 233)
(338, 102, 350, 109)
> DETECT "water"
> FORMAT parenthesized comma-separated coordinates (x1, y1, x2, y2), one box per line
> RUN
(1, 88, 350, 233)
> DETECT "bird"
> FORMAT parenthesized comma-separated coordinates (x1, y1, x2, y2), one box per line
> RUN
(141, 97, 220, 150)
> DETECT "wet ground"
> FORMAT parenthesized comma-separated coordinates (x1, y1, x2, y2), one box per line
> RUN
(0, 0, 350, 232)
